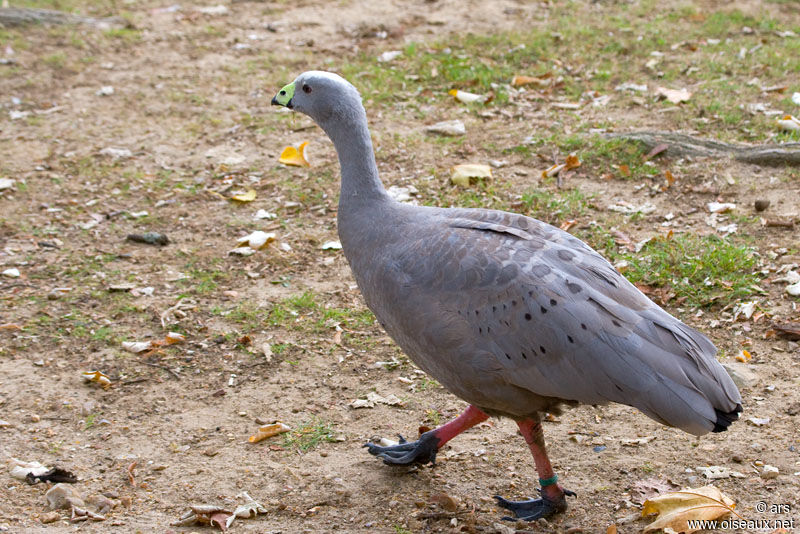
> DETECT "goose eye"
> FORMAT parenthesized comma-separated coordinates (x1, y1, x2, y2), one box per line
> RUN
(302, 84, 312, 94)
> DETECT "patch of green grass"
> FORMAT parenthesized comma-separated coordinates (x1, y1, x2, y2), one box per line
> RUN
(215, 301, 264, 332)
(417, 377, 441, 391)
(84, 413, 98, 430)
(580, 137, 657, 179)
(179, 260, 228, 295)
(282, 417, 336, 452)
(103, 28, 141, 42)
(42, 52, 67, 69)
(518, 189, 591, 226)
(266, 291, 374, 333)
(90, 326, 116, 343)
(616, 234, 761, 307)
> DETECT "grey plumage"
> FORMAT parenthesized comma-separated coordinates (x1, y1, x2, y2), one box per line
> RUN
(273, 71, 742, 438)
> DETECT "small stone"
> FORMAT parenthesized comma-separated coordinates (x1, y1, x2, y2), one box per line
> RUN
(2, 268, 20, 278)
(754, 199, 770, 212)
(45, 483, 84, 510)
(86, 494, 115, 515)
(81, 400, 97, 416)
(722, 363, 758, 388)
(29, 414, 40, 423)
(761, 465, 779, 479)
(40, 511, 61, 524)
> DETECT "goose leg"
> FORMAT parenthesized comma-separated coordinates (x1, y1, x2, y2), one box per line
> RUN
(495, 416, 576, 521)
(364, 405, 489, 465)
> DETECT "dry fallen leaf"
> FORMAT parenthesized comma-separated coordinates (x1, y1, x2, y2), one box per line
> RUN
(230, 189, 257, 202)
(248, 422, 291, 443)
(606, 525, 618, 534)
(448, 89, 486, 104)
(772, 321, 800, 340)
(644, 143, 669, 160)
(655, 86, 692, 104)
(235, 231, 276, 251)
(81, 370, 112, 389)
(664, 169, 676, 188)
(511, 73, 553, 87)
(122, 332, 186, 354)
(777, 115, 800, 132)
(642, 486, 737, 534)
(451, 164, 492, 187)
(631, 477, 680, 504)
(565, 153, 581, 170)
(735, 349, 752, 362)
(279, 141, 310, 167)
(618, 164, 631, 177)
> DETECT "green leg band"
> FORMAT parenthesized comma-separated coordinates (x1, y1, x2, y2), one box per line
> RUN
(539, 475, 558, 487)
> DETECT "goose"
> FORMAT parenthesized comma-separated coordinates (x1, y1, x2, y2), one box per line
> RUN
(271, 71, 742, 521)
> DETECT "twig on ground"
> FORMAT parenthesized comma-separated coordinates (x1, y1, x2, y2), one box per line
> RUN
(603, 131, 800, 166)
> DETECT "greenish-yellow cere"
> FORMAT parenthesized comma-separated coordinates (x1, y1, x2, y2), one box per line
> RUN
(274, 81, 295, 106)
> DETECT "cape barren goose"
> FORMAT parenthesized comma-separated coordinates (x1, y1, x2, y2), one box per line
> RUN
(271, 71, 742, 521)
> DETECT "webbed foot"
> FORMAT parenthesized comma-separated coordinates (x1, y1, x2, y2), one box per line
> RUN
(363, 431, 441, 465)
(494, 488, 576, 521)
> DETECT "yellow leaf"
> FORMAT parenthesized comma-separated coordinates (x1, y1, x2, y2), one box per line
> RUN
(777, 115, 800, 132)
(249, 422, 291, 443)
(565, 153, 581, 170)
(511, 73, 553, 87)
(448, 89, 486, 104)
(82, 370, 112, 389)
(451, 164, 492, 187)
(642, 486, 738, 534)
(542, 163, 566, 178)
(279, 141, 311, 167)
(230, 189, 257, 202)
(736, 349, 752, 362)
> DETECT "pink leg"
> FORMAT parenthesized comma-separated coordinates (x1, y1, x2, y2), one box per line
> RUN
(517, 418, 565, 500)
(365, 404, 489, 465)
(432, 404, 490, 447)
(494, 415, 575, 521)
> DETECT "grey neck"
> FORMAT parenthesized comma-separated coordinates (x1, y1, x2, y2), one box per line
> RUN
(319, 106, 389, 208)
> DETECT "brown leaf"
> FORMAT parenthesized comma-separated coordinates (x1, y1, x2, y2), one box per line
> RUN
(642, 486, 738, 533)
(565, 153, 581, 170)
(773, 321, 800, 340)
(607, 525, 618, 534)
(631, 477, 679, 504)
(618, 164, 631, 177)
(664, 169, 676, 188)
(430, 492, 459, 512)
(612, 230, 635, 252)
(634, 283, 675, 306)
(644, 143, 669, 161)
(209, 511, 231, 531)
(127, 461, 137, 486)
(559, 219, 576, 232)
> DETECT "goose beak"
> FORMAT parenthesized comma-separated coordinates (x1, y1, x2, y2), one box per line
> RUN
(272, 81, 295, 109)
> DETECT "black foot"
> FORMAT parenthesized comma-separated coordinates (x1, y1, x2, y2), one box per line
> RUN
(494, 488, 577, 521)
(363, 431, 441, 465)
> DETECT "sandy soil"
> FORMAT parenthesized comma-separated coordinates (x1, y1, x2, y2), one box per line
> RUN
(1, 0, 799, 533)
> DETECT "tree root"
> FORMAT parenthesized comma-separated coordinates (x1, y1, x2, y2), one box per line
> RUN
(603, 131, 800, 166)
(0, 7, 130, 29)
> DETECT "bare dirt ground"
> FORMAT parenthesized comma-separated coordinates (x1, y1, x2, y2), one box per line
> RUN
(1, 0, 799, 532)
